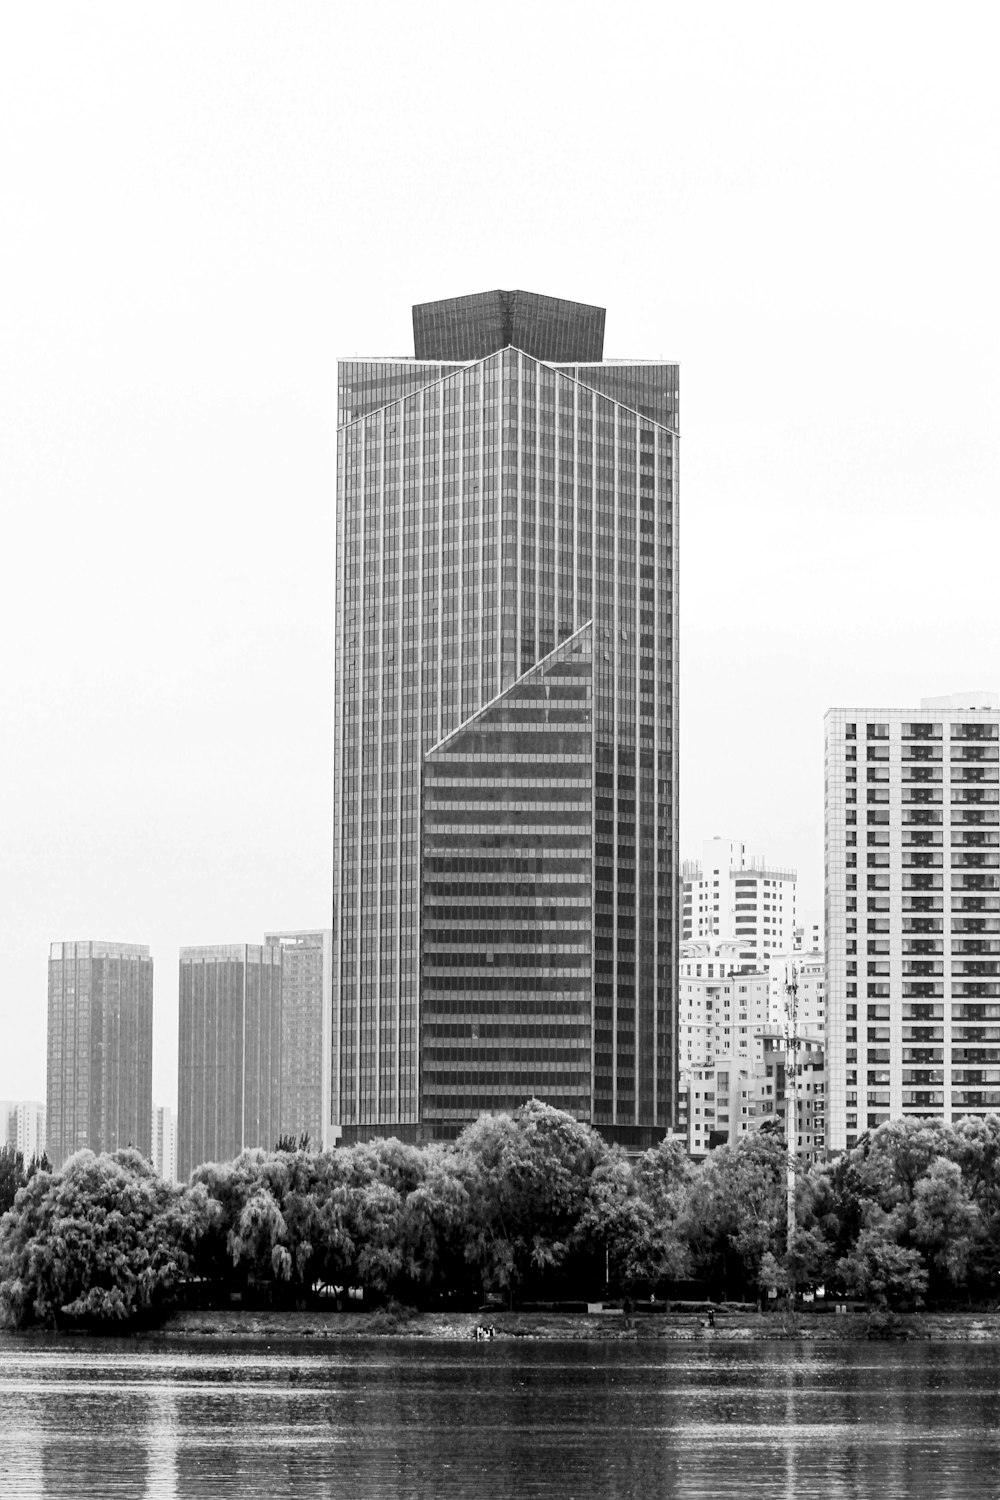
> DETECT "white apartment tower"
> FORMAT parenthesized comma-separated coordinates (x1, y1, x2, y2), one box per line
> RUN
(682, 837, 797, 966)
(1, 1101, 46, 1161)
(825, 692, 1000, 1152)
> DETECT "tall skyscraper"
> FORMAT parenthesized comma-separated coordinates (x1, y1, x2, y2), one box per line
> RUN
(825, 691, 1000, 1152)
(334, 289, 678, 1146)
(46, 940, 153, 1167)
(177, 931, 332, 1179)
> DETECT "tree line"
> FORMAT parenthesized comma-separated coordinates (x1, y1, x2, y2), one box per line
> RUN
(0, 1144, 50, 1216)
(3, 1101, 1000, 1330)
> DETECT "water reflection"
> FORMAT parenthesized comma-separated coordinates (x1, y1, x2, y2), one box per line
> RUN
(145, 1385, 177, 1499)
(1, 1337, 1000, 1498)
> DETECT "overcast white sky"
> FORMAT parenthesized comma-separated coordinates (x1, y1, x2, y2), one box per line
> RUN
(3, 3, 999, 1109)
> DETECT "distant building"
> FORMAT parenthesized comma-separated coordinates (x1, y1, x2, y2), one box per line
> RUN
(177, 931, 332, 1179)
(825, 691, 1000, 1152)
(0, 1101, 46, 1161)
(265, 929, 333, 1149)
(46, 940, 153, 1167)
(682, 837, 797, 966)
(151, 1103, 176, 1183)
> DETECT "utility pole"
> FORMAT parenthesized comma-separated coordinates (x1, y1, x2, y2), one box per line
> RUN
(785, 965, 799, 1281)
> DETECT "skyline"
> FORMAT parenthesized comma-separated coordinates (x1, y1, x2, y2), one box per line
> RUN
(4, 5, 1000, 1108)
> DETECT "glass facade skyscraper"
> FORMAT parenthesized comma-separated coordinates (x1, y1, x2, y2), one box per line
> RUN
(177, 931, 332, 1179)
(46, 940, 153, 1167)
(177, 944, 283, 1180)
(333, 290, 678, 1146)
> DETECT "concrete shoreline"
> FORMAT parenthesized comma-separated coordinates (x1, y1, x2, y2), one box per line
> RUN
(151, 1307, 1000, 1343)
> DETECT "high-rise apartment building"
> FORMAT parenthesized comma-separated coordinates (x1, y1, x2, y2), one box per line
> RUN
(682, 837, 797, 965)
(151, 1103, 176, 1183)
(333, 290, 678, 1145)
(825, 692, 1000, 1152)
(0, 1101, 46, 1161)
(46, 941, 153, 1167)
(177, 931, 332, 1179)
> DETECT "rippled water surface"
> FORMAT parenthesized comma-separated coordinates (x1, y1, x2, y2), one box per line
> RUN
(2, 1334, 1000, 1498)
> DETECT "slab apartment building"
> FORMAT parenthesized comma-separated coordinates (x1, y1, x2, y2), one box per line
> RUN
(333, 289, 679, 1145)
(825, 692, 1000, 1151)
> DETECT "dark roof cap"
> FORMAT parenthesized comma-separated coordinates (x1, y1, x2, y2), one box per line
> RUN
(413, 289, 605, 362)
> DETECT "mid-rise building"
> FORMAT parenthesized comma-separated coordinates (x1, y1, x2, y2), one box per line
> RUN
(682, 837, 797, 966)
(151, 1103, 176, 1183)
(177, 931, 332, 1179)
(683, 1035, 825, 1164)
(46, 941, 153, 1167)
(333, 290, 679, 1145)
(678, 941, 771, 1071)
(825, 692, 1000, 1152)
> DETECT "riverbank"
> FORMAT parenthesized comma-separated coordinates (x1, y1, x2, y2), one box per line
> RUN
(154, 1306, 1000, 1343)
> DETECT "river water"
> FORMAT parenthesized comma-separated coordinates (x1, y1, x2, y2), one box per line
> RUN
(2, 1334, 999, 1498)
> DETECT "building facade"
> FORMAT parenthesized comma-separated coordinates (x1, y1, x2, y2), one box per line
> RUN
(177, 931, 332, 1179)
(333, 289, 679, 1145)
(151, 1103, 176, 1183)
(794, 920, 822, 952)
(46, 940, 153, 1167)
(825, 692, 1000, 1152)
(678, 941, 771, 1072)
(682, 837, 797, 966)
